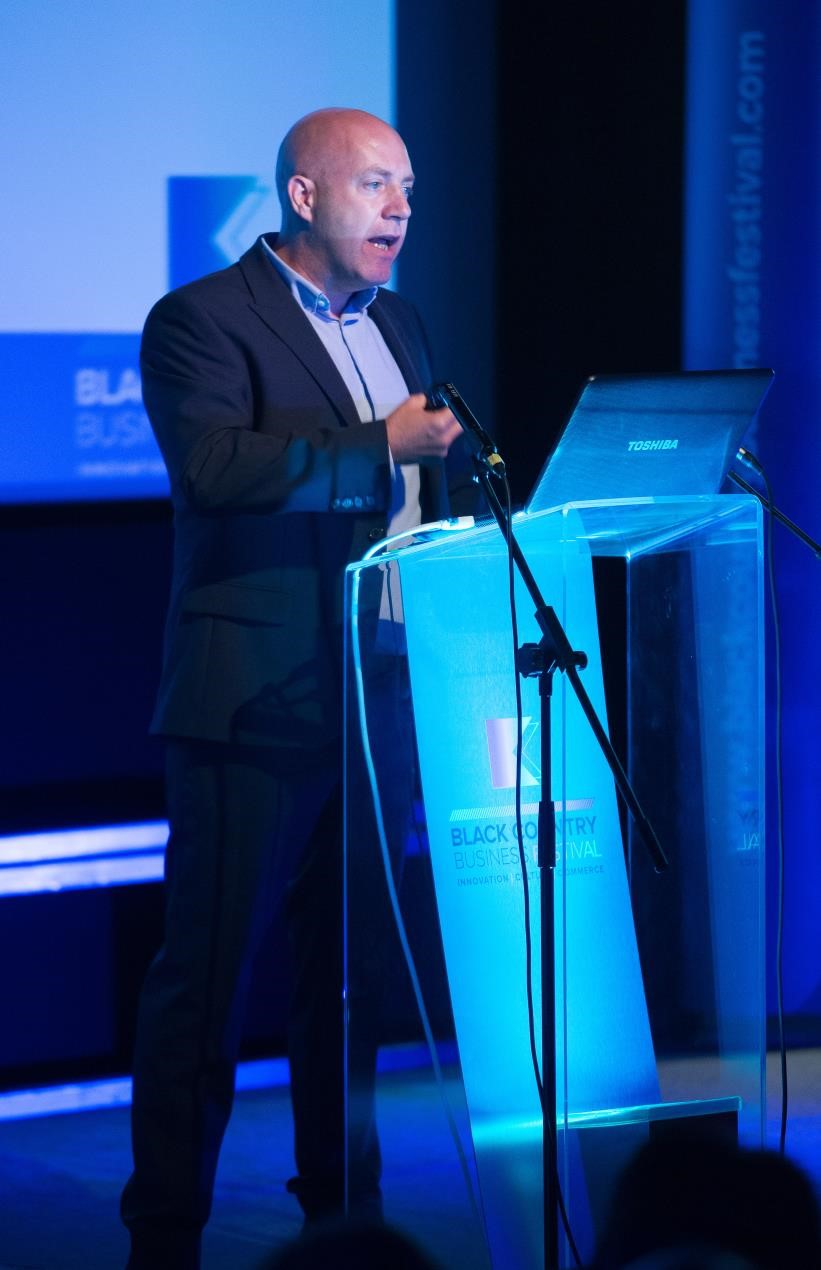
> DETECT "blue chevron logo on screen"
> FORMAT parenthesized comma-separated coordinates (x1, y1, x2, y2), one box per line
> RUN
(167, 177, 277, 289)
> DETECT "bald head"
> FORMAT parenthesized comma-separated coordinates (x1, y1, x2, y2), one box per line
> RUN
(272, 107, 414, 315)
(275, 108, 406, 224)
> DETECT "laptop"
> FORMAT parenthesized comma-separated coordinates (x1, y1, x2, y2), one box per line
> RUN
(525, 369, 774, 515)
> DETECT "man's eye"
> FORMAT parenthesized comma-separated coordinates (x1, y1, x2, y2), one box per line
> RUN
(402, 186, 414, 199)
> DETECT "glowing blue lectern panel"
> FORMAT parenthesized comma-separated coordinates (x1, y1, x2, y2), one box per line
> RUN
(399, 509, 657, 1268)
(346, 506, 658, 1269)
(401, 512, 658, 1084)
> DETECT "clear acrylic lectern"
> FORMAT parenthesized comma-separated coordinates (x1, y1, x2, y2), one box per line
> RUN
(344, 493, 765, 1269)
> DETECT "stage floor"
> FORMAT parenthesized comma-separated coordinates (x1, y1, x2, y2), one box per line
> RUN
(0, 1049, 818, 1269)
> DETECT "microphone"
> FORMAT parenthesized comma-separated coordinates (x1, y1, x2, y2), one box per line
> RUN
(427, 381, 506, 477)
(737, 445, 764, 474)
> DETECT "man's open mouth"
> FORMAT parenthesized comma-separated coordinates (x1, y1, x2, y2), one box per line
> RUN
(368, 236, 399, 251)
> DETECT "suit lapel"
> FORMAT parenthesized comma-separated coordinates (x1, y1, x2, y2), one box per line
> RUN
(238, 236, 428, 425)
(238, 237, 362, 430)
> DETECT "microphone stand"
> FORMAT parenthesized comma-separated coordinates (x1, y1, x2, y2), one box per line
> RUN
(472, 461, 668, 1270)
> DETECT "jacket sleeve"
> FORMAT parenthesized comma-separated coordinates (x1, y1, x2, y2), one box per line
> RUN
(140, 288, 393, 516)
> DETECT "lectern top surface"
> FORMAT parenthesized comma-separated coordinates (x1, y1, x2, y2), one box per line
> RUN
(525, 368, 773, 515)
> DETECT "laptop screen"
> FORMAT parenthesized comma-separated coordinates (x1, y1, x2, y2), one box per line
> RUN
(525, 369, 774, 515)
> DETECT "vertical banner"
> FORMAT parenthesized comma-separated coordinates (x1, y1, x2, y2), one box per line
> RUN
(684, 3, 821, 1016)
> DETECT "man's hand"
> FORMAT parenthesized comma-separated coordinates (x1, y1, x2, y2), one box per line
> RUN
(386, 393, 463, 464)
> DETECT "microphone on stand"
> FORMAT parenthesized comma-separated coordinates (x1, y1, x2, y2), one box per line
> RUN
(737, 445, 765, 474)
(427, 381, 506, 477)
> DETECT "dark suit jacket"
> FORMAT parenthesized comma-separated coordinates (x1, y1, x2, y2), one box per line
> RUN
(141, 233, 459, 750)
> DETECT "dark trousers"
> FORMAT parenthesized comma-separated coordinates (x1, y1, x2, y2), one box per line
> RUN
(121, 739, 382, 1268)
(122, 648, 413, 1268)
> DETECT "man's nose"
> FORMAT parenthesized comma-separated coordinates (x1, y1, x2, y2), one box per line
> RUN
(384, 186, 411, 219)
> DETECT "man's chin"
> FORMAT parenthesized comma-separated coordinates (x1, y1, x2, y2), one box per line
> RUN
(359, 246, 401, 288)
(369, 260, 397, 288)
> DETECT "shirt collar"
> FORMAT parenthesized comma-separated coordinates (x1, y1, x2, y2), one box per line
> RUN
(262, 236, 378, 321)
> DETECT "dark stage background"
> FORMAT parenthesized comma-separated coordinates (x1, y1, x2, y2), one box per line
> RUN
(1, 0, 817, 1088)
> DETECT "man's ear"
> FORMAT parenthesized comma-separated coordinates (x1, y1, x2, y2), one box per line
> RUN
(287, 174, 315, 223)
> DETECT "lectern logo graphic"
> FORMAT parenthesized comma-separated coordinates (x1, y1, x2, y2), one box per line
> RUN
(485, 717, 540, 789)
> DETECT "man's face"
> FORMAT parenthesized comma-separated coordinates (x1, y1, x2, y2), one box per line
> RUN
(297, 119, 414, 299)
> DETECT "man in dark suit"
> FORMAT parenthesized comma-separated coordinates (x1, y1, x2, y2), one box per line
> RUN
(121, 108, 466, 1268)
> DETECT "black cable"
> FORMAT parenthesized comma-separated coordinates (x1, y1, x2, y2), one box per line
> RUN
(756, 462, 788, 1155)
(505, 477, 543, 1104)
